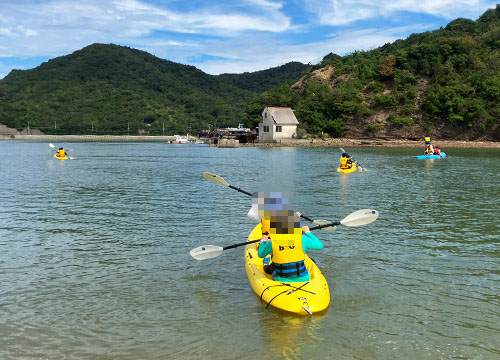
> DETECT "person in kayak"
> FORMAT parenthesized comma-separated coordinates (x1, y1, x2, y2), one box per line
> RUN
(424, 137, 434, 155)
(56, 147, 67, 158)
(257, 210, 323, 282)
(433, 146, 441, 155)
(424, 144, 434, 155)
(339, 152, 353, 169)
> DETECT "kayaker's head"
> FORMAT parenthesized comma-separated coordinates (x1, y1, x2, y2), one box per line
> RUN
(252, 191, 288, 218)
(58, 147, 63, 150)
(342, 153, 348, 157)
(269, 209, 300, 235)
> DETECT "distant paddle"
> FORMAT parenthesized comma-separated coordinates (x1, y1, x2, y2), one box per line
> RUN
(190, 209, 379, 260)
(340, 147, 363, 172)
(202, 172, 327, 225)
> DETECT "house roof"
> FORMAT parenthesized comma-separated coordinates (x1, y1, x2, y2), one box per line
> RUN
(265, 107, 299, 125)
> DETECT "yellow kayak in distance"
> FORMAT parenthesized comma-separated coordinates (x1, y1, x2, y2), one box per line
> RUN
(244, 224, 330, 315)
(54, 153, 69, 160)
(337, 163, 357, 173)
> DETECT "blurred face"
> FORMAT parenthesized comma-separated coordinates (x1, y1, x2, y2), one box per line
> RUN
(252, 191, 288, 218)
(269, 210, 300, 235)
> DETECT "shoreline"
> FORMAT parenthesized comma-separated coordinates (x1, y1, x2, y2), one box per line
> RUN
(1, 134, 499, 148)
(243, 138, 500, 148)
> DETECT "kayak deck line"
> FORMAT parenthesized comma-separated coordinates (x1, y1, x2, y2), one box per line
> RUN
(260, 282, 314, 309)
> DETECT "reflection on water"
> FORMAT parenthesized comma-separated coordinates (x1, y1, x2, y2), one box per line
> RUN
(260, 313, 326, 360)
(0, 142, 499, 359)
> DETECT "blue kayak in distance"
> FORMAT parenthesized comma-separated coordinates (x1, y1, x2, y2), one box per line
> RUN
(417, 152, 447, 159)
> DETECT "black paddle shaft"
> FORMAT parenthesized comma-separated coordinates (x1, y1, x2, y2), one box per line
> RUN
(228, 185, 253, 196)
(223, 239, 260, 250)
(222, 221, 340, 251)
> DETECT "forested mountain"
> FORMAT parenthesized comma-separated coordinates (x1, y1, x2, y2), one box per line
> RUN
(244, 5, 500, 140)
(0, 44, 310, 135)
(1, 5, 499, 139)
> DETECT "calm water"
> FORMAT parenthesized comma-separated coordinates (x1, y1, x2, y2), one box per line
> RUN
(0, 142, 499, 359)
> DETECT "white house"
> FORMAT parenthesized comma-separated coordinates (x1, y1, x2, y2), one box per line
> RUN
(258, 107, 299, 142)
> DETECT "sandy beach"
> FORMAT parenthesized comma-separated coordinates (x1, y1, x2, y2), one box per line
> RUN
(1, 134, 499, 148)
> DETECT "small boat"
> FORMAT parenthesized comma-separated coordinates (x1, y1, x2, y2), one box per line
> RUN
(417, 152, 447, 159)
(337, 163, 357, 173)
(173, 135, 189, 144)
(244, 224, 330, 315)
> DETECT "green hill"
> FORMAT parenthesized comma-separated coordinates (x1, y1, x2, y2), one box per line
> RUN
(0, 44, 310, 135)
(244, 5, 500, 140)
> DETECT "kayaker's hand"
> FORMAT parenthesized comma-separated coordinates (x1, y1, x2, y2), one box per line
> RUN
(296, 211, 301, 217)
(261, 234, 270, 242)
(302, 226, 310, 234)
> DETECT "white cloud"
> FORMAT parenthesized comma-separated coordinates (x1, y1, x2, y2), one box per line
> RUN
(0, 0, 496, 78)
(0, 27, 14, 37)
(243, 0, 284, 10)
(0, 0, 291, 59)
(306, 0, 497, 26)
(112, 0, 290, 33)
(189, 25, 429, 74)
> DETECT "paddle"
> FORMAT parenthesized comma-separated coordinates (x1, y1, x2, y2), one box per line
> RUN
(340, 147, 363, 172)
(49, 143, 73, 159)
(189, 209, 379, 260)
(202, 172, 320, 224)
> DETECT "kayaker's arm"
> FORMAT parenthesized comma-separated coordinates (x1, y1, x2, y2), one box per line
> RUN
(257, 240, 272, 258)
(302, 231, 323, 251)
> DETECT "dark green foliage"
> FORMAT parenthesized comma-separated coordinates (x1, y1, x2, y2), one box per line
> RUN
(374, 94, 397, 109)
(0, 44, 311, 135)
(388, 113, 415, 128)
(366, 82, 385, 93)
(218, 62, 309, 93)
(244, 4, 500, 139)
(365, 122, 384, 136)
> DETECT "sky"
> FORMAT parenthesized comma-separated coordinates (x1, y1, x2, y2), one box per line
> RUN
(0, 0, 497, 78)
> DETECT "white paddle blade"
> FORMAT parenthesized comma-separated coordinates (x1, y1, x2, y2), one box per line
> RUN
(340, 209, 379, 227)
(49, 143, 55, 148)
(202, 172, 229, 187)
(312, 220, 337, 231)
(190, 245, 223, 260)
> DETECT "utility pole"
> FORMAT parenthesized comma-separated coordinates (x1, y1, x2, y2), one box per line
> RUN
(54, 121, 57, 130)
(92, 121, 94, 132)
(28, 121, 30, 135)
(163, 121, 165, 136)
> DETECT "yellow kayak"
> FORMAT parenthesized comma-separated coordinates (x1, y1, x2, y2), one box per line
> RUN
(244, 224, 330, 315)
(54, 153, 68, 160)
(337, 163, 357, 173)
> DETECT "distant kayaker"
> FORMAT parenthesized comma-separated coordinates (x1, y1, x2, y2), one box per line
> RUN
(339, 152, 353, 169)
(433, 146, 441, 155)
(424, 144, 434, 155)
(257, 210, 323, 282)
(424, 136, 434, 155)
(56, 147, 67, 158)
